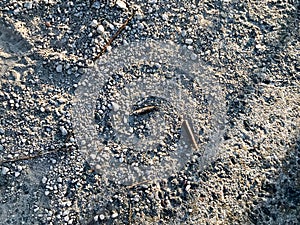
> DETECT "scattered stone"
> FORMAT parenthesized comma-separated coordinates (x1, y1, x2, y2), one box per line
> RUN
(15, 171, 20, 177)
(162, 13, 168, 21)
(99, 214, 105, 220)
(60, 126, 68, 136)
(111, 102, 120, 111)
(0, 1, 299, 225)
(42, 177, 47, 184)
(111, 212, 118, 219)
(96, 25, 105, 34)
(56, 64, 63, 73)
(2, 167, 9, 175)
(64, 216, 69, 222)
(24, 2, 33, 9)
(92, 1, 101, 9)
(185, 38, 193, 45)
(90, 19, 98, 28)
(190, 52, 197, 60)
(116, 0, 127, 10)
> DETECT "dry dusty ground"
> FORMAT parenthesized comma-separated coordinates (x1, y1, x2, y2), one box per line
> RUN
(0, 0, 299, 225)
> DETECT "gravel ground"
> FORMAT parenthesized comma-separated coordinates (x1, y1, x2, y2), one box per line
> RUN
(0, 0, 299, 224)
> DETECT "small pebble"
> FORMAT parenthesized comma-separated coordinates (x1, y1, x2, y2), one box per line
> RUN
(92, 1, 100, 9)
(15, 171, 20, 177)
(90, 19, 98, 28)
(116, 0, 127, 10)
(24, 2, 33, 9)
(97, 25, 105, 34)
(64, 216, 69, 222)
(2, 167, 9, 175)
(162, 13, 168, 21)
(60, 126, 68, 136)
(111, 102, 120, 111)
(99, 214, 105, 220)
(111, 212, 118, 218)
(185, 38, 193, 45)
(66, 201, 72, 207)
(42, 177, 47, 184)
(0, 144, 3, 151)
(56, 64, 63, 73)
(190, 52, 197, 60)
(185, 184, 191, 191)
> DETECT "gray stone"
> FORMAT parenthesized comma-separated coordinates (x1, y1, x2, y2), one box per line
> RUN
(56, 64, 63, 73)
(60, 126, 68, 136)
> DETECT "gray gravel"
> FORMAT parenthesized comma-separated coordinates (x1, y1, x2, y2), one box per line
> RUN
(0, 0, 299, 225)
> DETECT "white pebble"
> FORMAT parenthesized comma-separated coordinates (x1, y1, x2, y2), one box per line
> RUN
(56, 64, 63, 73)
(60, 126, 68, 136)
(17, 165, 23, 171)
(15, 172, 20, 177)
(162, 13, 168, 21)
(185, 184, 191, 191)
(66, 201, 72, 207)
(90, 19, 98, 28)
(116, 0, 127, 10)
(111, 212, 118, 218)
(64, 216, 69, 222)
(0, 128, 4, 134)
(111, 102, 120, 111)
(99, 214, 105, 220)
(185, 38, 193, 45)
(0, 144, 3, 151)
(94, 215, 99, 221)
(97, 25, 105, 34)
(2, 167, 9, 175)
(42, 177, 47, 184)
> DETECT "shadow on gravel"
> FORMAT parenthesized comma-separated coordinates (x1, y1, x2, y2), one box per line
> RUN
(248, 137, 300, 224)
(0, 18, 76, 224)
(0, 160, 51, 225)
(0, 1, 128, 92)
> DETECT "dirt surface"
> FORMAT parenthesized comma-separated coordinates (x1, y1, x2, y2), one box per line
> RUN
(0, 0, 299, 224)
